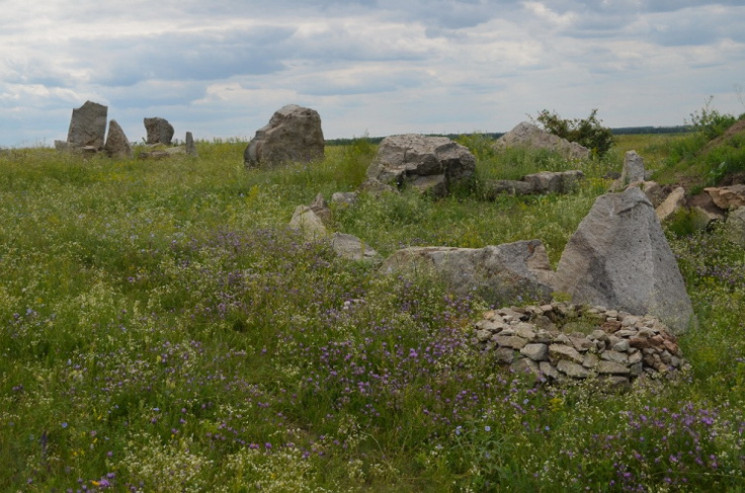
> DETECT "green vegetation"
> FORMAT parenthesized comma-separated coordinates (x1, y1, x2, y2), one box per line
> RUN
(535, 108, 615, 157)
(1, 122, 744, 492)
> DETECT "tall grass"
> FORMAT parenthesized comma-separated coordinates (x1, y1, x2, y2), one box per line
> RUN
(1, 137, 744, 492)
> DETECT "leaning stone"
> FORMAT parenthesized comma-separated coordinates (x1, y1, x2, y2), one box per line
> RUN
(520, 343, 548, 361)
(103, 119, 133, 159)
(656, 187, 686, 222)
(556, 360, 590, 379)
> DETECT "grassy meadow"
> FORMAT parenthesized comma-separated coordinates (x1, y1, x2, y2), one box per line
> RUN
(1, 130, 744, 492)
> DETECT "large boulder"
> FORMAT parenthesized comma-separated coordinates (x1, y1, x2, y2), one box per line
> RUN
(365, 134, 475, 197)
(144, 117, 174, 145)
(554, 187, 693, 334)
(494, 122, 590, 160)
(244, 104, 325, 168)
(66, 100, 108, 150)
(104, 119, 133, 159)
(380, 240, 556, 306)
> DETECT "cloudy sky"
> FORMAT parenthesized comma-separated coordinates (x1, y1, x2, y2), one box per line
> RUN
(1, 0, 744, 147)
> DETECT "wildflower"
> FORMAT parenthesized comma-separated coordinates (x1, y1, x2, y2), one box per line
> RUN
(484, 425, 491, 432)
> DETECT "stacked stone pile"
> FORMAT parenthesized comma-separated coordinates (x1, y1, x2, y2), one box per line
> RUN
(473, 302, 688, 388)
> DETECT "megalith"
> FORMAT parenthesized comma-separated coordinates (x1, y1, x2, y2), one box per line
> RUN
(244, 104, 325, 168)
(554, 187, 693, 333)
(144, 117, 175, 145)
(104, 119, 133, 159)
(66, 100, 108, 150)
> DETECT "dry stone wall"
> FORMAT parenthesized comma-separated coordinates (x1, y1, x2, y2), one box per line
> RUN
(473, 302, 688, 389)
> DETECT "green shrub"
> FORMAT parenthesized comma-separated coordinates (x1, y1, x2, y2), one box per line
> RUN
(536, 108, 614, 157)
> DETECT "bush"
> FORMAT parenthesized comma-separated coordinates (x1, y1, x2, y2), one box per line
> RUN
(536, 109, 614, 157)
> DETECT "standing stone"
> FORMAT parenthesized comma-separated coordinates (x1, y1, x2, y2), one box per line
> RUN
(185, 131, 198, 156)
(554, 187, 693, 334)
(621, 150, 646, 184)
(103, 120, 133, 159)
(66, 100, 108, 150)
(144, 117, 174, 145)
(365, 134, 476, 197)
(244, 104, 325, 168)
(380, 239, 556, 307)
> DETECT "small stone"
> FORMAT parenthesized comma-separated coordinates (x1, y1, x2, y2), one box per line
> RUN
(554, 333, 572, 345)
(475, 319, 504, 333)
(589, 329, 609, 342)
(515, 322, 537, 341)
(597, 360, 630, 375)
(520, 343, 548, 362)
(629, 362, 643, 377)
(629, 337, 651, 349)
(628, 351, 643, 365)
(499, 328, 516, 336)
(476, 329, 492, 342)
(539, 361, 559, 380)
(494, 347, 515, 364)
(582, 353, 599, 369)
(615, 329, 637, 338)
(613, 340, 630, 352)
(663, 339, 679, 355)
(660, 350, 672, 365)
(670, 356, 681, 368)
(602, 320, 622, 333)
(570, 336, 595, 353)
(511, 358, 541, 380)
(494, 335, 529, 350)
(548, 344, 584, 364)
(600, 350, 629, 364)
(557, 360, 590, 378)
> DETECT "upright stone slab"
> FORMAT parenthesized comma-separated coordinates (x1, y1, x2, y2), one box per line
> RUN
(67, 101, 108, 150)
(244, 104, 325, 168)
(621, 150, 646, 184)
(185, 131, 198, 156)
(104, 119, 133, 159)
(554, 187, 693, 333)
(144, 117, 174, 145)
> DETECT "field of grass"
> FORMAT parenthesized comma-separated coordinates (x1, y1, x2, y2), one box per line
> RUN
(1, 132, 744, 492)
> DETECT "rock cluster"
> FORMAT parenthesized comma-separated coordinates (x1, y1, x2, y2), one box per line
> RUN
(365, 134, 476, 197)
(473, 302, 688, 389)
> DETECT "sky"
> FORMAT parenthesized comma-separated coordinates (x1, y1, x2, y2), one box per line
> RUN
(1, 0, 744, 148)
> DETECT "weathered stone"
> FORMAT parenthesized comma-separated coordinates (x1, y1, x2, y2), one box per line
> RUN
(289, 205, 328, 238)
(597, 360, 630, 375)
(557, 359, 590, 378)
(494, 335, 529, 350)
(640, 181, 667, 208)
(656, 187, 686, 222)
(600, 350, 628, 364)
(621, 150, 646, 184)
(539, 361, 560, 380)
(244, 104, 324, 167)
(366, 134, 475, 197)
(185, 131, 198, 156)
(103, 119, 132, 159)
(494, 122, 590, 160)
(330, 191, 359, 206)
(511, 358, 541, 380)
(494, 347, 515, 364)
(725, 207, 745, 247)
(484, 179, 535, 197)
(705, 184, 745, 210)
(582, 353, 599, 369)
(67, 100, 108, 150)
(476, 329, 492, 342)
(330, 233, 380, 262)
(144, 117, 174, 145)
(555, 187, 693, 334)
(514, 323, 537, 341)
(548, 344, 583, 364)
(613, 340, 630, 352)
(522, 170, 584, 194)
(520, 343, 548, 361)
(309, 193, 333, 226)
(380, 240, 555, 307)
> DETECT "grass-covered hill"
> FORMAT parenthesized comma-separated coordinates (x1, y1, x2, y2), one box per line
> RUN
(1, 119, 744, 491)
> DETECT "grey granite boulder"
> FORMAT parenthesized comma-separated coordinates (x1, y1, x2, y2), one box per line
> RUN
(380, 239, 555, 306)
(66, 100, 108, 150)
(144, 117, 174, 145)
(365, 134, 476, 197)
(554, 187, 693, 334)
(620, 150, 646, 185)
(244, 104, 325, 167)
(494, 122, 590, 160)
